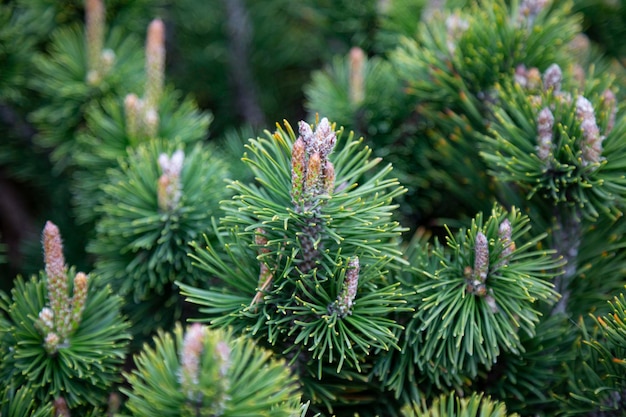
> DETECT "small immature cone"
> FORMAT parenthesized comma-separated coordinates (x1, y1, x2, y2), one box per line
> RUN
(314, 118, 336, 160)
(144, 18, 165, 111)
(43, 221, 70, 338)
(576, 95, 603, 166)
(495, 219, 515, 269)
(179, 323, 205, 400)
(85, 0, 105, 80)
(349, 47, 366, 106)
(474, 232, 489, 282)
(332, 257, 360, 317)
(536, 107, 554, 162)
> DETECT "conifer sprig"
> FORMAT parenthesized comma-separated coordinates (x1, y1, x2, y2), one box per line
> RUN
(480, 66, 626, 220)
(0, 223, 130, 411)
(122, 323, 302, 417)
(181, 117, 409, 409)
(398, 205, 562, 389)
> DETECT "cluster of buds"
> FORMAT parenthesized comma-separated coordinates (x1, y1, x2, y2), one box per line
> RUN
(349, 47, 366, 106)
(85, 0, 115, 86)
(576, 95, 605, 168)
(291, 118, 337, 272)
(291, 118, 337, 210)
(329, 257, 360, 317)
(36, 222, 89, 354)
(517, 0, 550, 27)
(124, 19, 166, 140)
(179, 324, 231, 412)
(445, 12, 469, 55)
(157, 149, 185, 212)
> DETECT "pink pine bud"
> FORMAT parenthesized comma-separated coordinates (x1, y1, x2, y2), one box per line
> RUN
(43, 221, 70, 335)
(474, 232, 489, 282)
(215, 340, 231, 377)
(536, 107, 554, 162)
(576, 95, 604, 166)
(157, 150, 184, 211)
(68, 272, 89, 333)
(179, 323, 205, 400)
(543, 64, 562, 93)
(85, 0, 105, 77)
(495, 219, 515, 269)
(518, 0, 549, 26)
(145, 18, 165, 110)
(526, 67, 542, 91)
(332, 257, 360, 317)
(314, 117, 336, 160)
(349, 47, 365, 105)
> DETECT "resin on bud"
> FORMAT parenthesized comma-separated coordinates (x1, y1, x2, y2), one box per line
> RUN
(157, 150, 185, 212)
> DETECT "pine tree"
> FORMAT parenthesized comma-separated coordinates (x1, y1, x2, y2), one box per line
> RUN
(2, 0, 626, 416)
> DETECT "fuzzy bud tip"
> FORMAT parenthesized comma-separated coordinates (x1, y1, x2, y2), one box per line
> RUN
(474, 232, 489, 282)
